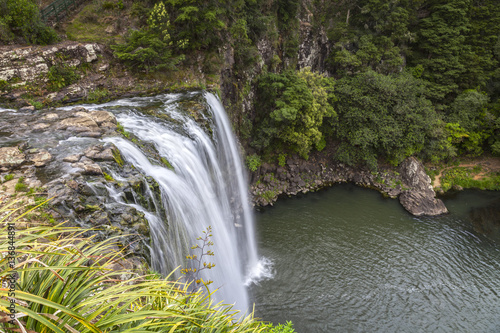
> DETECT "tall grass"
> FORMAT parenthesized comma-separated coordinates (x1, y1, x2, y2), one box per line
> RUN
(0, 200, 268, 332)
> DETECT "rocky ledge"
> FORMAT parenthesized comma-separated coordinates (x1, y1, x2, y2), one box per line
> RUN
(0, 106, 160, 260)
(251, 155, 448, 216)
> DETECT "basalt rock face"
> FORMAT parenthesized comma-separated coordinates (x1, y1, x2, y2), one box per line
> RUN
(398, 157, 448, 216)
(251, 154, 448, 217)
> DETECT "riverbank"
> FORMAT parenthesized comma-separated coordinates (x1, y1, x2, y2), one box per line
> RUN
(249, 147, 499, 216)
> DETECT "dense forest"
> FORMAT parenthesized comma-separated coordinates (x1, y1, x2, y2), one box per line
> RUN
(1, 0, 500, 170)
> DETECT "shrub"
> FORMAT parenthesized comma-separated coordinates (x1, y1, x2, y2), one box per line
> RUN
(112, 1, 185, 72)
(246, 153, 262, 172)
(47, 64, 80, 91)
(333, 70, 440, 168)
(0, 0, 58, 45)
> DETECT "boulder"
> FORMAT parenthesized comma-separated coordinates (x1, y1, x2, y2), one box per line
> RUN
(398, 157, 448, 216)
(0, 147, 25, 168)
(30, 150, 52, 167)
(89, 110, 117, 125)
(57, 116, 99, 132)
(84, 145, 116, 161)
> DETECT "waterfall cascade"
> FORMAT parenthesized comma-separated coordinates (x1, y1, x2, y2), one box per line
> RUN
(101, 92, 263, 311)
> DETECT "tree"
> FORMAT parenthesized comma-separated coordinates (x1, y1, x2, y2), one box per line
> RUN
(112, 1, 184, 72)
(164, 0, 227, 51)
(253, 68, 336, 159)
(333, 70, 441, 168)
(409, 0, 472, 103)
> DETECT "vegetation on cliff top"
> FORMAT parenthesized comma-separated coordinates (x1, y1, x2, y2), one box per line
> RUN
(2, 0, 500, 173)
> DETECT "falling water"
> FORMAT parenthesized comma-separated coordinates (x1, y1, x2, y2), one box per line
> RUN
(102, 92, 261, 311)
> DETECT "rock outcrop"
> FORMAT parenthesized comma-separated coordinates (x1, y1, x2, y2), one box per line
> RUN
(251, 153, 448, 216)
(0, 106, 150, 258)
(0, 42, 101, 84)
(398, 157, 448, 216)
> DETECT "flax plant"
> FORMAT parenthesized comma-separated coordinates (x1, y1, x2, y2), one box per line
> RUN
(0, 200, 267, 332)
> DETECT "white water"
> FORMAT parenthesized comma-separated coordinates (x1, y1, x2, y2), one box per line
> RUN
(102, 92, 262, 310)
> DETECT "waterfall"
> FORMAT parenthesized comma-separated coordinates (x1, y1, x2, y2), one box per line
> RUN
(102, 92, 260, 311)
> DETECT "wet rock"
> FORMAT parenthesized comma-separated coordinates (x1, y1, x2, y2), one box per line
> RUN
(0, 147, 25, 168)
(84, 145, 116, 161)
(33, 123, 51, 132)
(63, 154, 83, 163)
(89, 110, 117, 125)
(57, 116, 100, 132)
(398, 157, 448, 216)
(19, 106, 35, 112)
(72, 157, 103, 175)
(41, 113, 59, 121)
(79, 131, 103, 138)
(29, 150, 52, 167)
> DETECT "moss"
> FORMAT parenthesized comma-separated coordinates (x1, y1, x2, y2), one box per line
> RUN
(160, 157, 174, 171)
(15, 177, 28, 192)
(3, 174, 14, 182)
(103, 172, 115, 182)
(112, 148, 124, 167)
(85, 205, 100, 211)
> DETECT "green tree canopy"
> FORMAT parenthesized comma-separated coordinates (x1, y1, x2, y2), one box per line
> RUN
(253, 67, 336, 159)
(333, 70, 441, 168)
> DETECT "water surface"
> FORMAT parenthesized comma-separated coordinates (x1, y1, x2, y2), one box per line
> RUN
(250, 185, 500, 332)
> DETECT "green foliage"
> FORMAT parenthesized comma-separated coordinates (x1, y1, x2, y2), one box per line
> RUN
(0, 79, 8, 91)
(0, 0, 58, 45)
(332, 35, 404, 75)
(246, 153, 262, 172)
(14, 177, 27, 192)
(3, 174, 14, 182)
(333, 70, 440, 168)
(409, 0, 472, 102)
(0, 202, 269, 332)
(112, 1, 185, 72)
(441, 167, 500, 191)
(444, 90, 494, 156)
(111, 28, 184, 72)
(164, 0, 226, 51)
(47, 64, 80, 91)
(254, 68, 335, 159)
(86, 88, 110, 103)
(278, 153, 287, 167)
(267, 321, 296, 333)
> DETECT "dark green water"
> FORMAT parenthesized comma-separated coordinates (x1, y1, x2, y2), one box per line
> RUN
(250, 185, 500, 333)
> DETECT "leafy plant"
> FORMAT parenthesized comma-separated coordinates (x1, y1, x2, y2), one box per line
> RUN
(254, 67, 336, 159)
(246, 154, 262, 172)
(86, 88, 110, 103)
(0, 201, 269, 332)
(111, 1, 185, 72)
(278, 153, 287, 167)
(3, 174, 14, 182)
(267, 321, 296, 333)
(14, 177, 27, 192)
(0, 0, 58, 45)
(47, 64, 80, 91)
(181, 226, 216, 292)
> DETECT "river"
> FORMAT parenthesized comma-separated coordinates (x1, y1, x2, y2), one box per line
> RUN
(250, 184, 500, 332)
